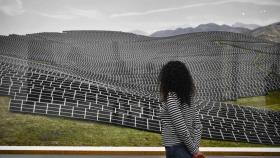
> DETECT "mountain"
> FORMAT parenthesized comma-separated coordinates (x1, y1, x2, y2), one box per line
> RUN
(249, 22, 280, 43)
(130, 30, 148, 36)
(150, 23, 251, 37)
(232, 22, 260, 30)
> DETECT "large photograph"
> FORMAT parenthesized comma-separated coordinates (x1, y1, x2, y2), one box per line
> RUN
(0, 0, 279, 149)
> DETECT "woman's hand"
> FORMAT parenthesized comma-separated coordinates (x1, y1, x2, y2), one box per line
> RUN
(192, 151, 205, 158)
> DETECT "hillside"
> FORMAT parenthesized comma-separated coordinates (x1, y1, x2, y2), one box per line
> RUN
(250, 22, 280, 43)
(1, 91, 279, 146)
(0, 30, 279, 145)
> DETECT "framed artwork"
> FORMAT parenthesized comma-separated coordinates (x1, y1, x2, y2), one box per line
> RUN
(0, 0, 279, 148)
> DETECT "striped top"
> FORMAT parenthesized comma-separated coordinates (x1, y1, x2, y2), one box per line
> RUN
(159, 92, 203, 154)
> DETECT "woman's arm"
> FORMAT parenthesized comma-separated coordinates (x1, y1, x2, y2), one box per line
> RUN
(167, 92, 198, 154)
(193, 106, 203, 149)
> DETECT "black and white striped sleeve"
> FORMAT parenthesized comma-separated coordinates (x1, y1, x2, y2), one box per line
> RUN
(193, 105, 203, 149)
(166, 92, 198, 154)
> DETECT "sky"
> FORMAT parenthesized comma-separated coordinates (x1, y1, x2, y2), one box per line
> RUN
(0, 0, 279, 35)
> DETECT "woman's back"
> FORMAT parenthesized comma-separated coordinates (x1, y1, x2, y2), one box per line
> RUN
(160, 92, 202, 154)
(158, 61, 203, 158)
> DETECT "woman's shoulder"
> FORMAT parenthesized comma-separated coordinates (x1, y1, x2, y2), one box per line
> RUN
(167, 91, 177, 98)
(166, 92, 180, 105)
(167, 91, 196, 107)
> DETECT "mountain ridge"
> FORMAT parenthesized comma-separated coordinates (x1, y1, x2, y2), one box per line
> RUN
(250, 22, 280, 43)
(150, 22, 257, 37)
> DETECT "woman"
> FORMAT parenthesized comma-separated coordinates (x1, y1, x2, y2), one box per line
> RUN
(159, 61, 204, 158)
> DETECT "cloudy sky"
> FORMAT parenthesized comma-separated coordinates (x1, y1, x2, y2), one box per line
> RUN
(0, 0, 279, 35)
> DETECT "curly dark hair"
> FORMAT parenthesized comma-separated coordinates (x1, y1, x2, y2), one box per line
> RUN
(158, 60, 195, 106)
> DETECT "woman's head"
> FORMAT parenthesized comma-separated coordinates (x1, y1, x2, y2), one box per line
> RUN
(158, 60, 195, 105)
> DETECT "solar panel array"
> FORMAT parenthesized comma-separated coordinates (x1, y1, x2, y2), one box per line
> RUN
(0, 31, 279, 145)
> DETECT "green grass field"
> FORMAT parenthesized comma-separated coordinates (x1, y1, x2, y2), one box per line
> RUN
(225, 90, 280, 111)
(0, 90, 279, 147)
